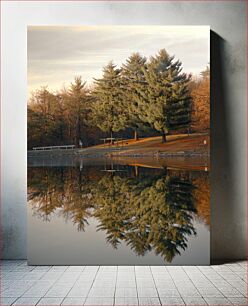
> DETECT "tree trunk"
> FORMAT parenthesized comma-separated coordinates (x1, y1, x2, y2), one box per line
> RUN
(110, 130, 113, 145)
(187, 126, 191, 136)
(162, 132, 167, 143)
(134, 165, 139, 177)
(163, 166, 168, 175)
(134, 129, 139, 141)
(76, 118, 81, 148)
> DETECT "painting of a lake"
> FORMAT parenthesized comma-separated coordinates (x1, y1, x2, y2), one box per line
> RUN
(28, 26, 210, 264)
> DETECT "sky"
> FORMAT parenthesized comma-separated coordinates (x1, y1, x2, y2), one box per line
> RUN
(28, 25, 210, 96)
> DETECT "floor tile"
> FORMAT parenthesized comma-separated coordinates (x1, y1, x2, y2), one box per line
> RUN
(45, 285, 72, 297)
(116, 279, 136, 288)
(157, 288, 180, 297)
(67, 285, 91, 297)
(160, 297, 185, 305)
(22, 284, 52, 297)
(61, 297, 86, 305)
(88, 287, 115, 298)
(204, 297, 232, 305)
(12, 297, 40, 305)
(138, 297, 161, 305)
(0, 297, 18, 305)
(228, 297, 248, 305)
(197, 287, 224, 298)
(66, 266, 85, 272)
(182, 297, 207, 305)
(136, 279, 155, 288)
(37, 297, 64, 305)
(84, 297, 114, 305)
(115, 297, 138, 305)
(118, 266, 134, 272)
(137, 287, 158, 298)
(115, 287, 137, 298)
(217, 286, 244, 297)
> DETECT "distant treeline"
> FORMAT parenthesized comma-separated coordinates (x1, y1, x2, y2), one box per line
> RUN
(28, 49, 210, 149)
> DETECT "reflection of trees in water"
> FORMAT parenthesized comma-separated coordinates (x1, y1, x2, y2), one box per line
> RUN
(28, 166, 209, 262)
(28, 167, 96, 230)
(94, 173, 196, 262)
(193, 173, 210, 227)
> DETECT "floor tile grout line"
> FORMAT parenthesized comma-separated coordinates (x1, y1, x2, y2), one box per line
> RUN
(134, 266, 139, 305)
(61, 265, 87, 304)
(19, 275, 58, 300)
(8, 296, 19, 306)
(165, 266, 185, 305)
(113, 266, 118, 306)
(226, 296, 247, 306)
(84, 266, 100, 305)
(233, 270, 247, 283)
(12, 276, 43, 300)
(19, 266, 72, 301)
(214, 270, 247, 293)
(195, 266, 227, 298)
(149, 266, 162, 306)
(212, 267, 247, 297)
(182, 266, 207, 302)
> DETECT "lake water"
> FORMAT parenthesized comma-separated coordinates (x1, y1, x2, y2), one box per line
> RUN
(27, 156, 210, 265)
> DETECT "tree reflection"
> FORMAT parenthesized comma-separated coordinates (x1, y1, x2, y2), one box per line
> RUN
(28, 167, 96, 230)
(93, 172, 196, 262)
(28, 166, 209, 262)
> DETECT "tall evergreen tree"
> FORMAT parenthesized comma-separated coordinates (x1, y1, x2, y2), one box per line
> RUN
(121, 53, 151, 140)
(142, 49, 192, 142)
(91, 62, 128, 144)
(63, 77, 91, 147)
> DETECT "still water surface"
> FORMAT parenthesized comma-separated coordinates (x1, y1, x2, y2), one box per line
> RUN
(28, 156, 210, 265)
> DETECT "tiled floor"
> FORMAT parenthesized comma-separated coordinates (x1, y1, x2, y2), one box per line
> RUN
(1, 261, 247, 306)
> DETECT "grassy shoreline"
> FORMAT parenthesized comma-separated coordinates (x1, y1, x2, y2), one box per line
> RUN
(28, 133, 210, 158)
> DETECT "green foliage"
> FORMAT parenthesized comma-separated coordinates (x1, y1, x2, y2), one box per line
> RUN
(121, 53, 153, 140)
(141, 49, 192, 141)
(92, 170, 197, 262)
(91, 62, 128, 140)
(28, 48, 204, 148)
(61, 76, 92, 146)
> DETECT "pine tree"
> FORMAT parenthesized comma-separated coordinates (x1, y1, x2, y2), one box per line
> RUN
(63, 77, 91, 147)
(121, 53, 151, 140)
(91, 62, 128, 144)
(142, 49, 192, 142)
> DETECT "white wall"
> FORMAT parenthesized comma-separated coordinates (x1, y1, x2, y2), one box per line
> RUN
(1, 1, 247, 261)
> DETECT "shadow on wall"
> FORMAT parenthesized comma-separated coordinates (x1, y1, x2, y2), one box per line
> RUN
(210, 31, 245, 263)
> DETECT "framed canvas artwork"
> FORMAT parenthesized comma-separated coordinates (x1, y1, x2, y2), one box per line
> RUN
(27, 26, 210, 265)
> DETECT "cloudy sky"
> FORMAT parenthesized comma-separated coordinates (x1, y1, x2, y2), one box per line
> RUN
(28, 25, 209, 96)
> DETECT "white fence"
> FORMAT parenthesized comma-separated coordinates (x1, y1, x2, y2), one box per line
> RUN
(33, 145, 75, 151)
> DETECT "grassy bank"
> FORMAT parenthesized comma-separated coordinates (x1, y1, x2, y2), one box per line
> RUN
(79, 133, 210, 157)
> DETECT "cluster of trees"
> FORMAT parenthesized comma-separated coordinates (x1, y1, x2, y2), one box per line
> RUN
(28, 49, 210, 149)
(190, 67, 210, 133)
(28, 165, 209, 262)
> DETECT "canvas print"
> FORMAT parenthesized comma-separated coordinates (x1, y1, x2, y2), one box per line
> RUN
(27, 26, 210, 265)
